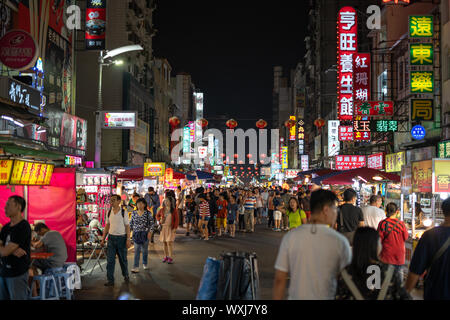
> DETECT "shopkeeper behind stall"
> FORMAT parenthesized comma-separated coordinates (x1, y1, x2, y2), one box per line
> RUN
(413, 202, 426, 229)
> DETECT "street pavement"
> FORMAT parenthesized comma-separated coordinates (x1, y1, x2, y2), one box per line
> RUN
(74, 222, 424, 300)
(75, 222, 285, 300)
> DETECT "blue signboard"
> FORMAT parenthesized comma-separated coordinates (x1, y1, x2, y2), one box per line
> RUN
(411, 125, 426, 140)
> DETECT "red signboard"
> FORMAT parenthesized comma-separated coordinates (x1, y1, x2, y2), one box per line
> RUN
(0, 30, 38, 71)
(85, 0, 107, 50)
(354, 101, 394, 116)
(353, 118, 371, 141)
(336, 155, 366, 170)
(339, 126, 354, 141)
(354, 53, 371, 102)
(338, 7, 358, 121)
(367, 153, 385, 170)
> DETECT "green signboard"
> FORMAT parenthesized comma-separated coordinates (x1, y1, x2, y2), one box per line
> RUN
(438, 141, 450, 158)
(409, 15, 433, 38)
(410, 71, 434, 93)
(410, 43, 433, 65)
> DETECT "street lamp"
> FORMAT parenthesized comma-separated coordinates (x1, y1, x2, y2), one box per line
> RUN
(95, 45, 144, 168)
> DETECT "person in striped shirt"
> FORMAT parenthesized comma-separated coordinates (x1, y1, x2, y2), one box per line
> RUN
(198, 194, 211, 241)
(244, 190, 257, 233)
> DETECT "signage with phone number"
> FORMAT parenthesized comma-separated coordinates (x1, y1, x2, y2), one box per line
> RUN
(9, 160, 54, 185)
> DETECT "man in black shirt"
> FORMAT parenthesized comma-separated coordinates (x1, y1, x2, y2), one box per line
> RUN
(0, 196, 31, 300)
(335, 189, 364, 245)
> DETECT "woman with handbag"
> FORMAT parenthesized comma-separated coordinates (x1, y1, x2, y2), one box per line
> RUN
(335, 227, 411, 300)
(130, 198, 154, 273)
(156, 197, 179, 264)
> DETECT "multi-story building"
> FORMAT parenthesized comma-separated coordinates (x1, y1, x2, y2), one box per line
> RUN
(175, 73, 195, 127)
(442, 0, 450, 140)
(75, 0, 157, 166)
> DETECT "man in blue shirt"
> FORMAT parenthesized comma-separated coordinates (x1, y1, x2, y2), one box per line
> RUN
(406, 197, 450, 300)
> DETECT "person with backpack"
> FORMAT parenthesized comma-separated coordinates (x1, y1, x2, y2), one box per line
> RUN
(130, 198, 154, 273)
(405, 197, 450, 300)
(335, 227, 411, 300)
(101, 194, 131, 286)
(377, 202, 409, 280)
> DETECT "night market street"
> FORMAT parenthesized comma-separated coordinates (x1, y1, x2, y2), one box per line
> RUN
(75, 224, 284, 300)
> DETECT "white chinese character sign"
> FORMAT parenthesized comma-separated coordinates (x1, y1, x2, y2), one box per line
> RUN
(367, 153, 385, 170)
(328, 121, 340, 157)
(339, 126, 354, 141)
(335, 155, 366, 170)
(354, 53, 370, 103)
(338, 7, 358, 121)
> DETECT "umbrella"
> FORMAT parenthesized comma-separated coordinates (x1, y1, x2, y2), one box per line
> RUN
(321, 168, 400, 185)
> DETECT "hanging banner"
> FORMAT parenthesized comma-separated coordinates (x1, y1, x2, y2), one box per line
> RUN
(367, 153, 385, 170)
(328, 120, 340, 157)
(412, 160, 432, 193)
(289, 116, 296, 141)
(9, 160, 54, 186)
(433, 159, 450, 193)
(85, 0, 107, 50)
(401, 165, 412, 195)
(281, 146, 288, 170)
(385, 151, 405, 173)
(301, 155, 309, 171)
(353, 53, 371, 102)
(337, 6, 357, 121)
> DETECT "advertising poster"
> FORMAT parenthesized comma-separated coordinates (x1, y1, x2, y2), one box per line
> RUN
(130, 119, 149, 155)
(86, 0, 107, 50)
(386, 152, 405, 173)
(412, 160, 432, 193)
(433, 159, 450, 193)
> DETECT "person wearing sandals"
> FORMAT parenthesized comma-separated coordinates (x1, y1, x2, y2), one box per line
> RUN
(335, 227, 411, 300)
(130, 198, 154, 273)
(156, 197, 179, 264)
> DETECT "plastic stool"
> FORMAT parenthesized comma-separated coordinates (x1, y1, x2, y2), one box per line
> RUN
(44, 267, 65, 275)
(53, 272, 73, 300)
(64, 263, 82, 290)
(30, 275, 60, 300)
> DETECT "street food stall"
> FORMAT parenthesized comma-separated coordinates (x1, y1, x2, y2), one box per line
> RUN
(0, 161, 77, 263)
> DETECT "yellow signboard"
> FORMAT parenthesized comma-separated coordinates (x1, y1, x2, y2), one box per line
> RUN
(411, 71, 434, 93)
(385, 152, 405, 173)
(143, 162, 166, 177)
(9, 160, 54, 185)
(433, 159, 450, 193)
(412, 160, 432, 193)
(0, 160, 14, 184)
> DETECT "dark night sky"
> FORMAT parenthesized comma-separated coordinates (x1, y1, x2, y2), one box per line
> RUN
(153, 0, 308, 129)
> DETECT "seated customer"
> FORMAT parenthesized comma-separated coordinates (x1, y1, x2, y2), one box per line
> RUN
(31, 223, 68, 274)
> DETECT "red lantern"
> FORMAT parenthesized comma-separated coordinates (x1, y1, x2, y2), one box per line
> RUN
(226, 119, 238, 129)
(314, 118, 326, 130)
(198, 118, 208, 129)
(284, 119, 296, 128)
(256, 119, 267, 129)
(169, 116, 180, 129)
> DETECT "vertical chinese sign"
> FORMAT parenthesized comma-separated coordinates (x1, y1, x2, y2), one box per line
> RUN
(353, 53, 371, 102)
(338, 7, 357, 121)
(328, 120, 340, 157)
(86, 0, 107, 50)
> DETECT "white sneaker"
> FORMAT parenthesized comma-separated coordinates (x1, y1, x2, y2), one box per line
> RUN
(143, 265, 149, 270)
(131, 268, 139, 273)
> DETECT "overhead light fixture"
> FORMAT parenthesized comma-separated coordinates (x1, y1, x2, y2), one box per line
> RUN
(372, 176, 383, 181)
(114, 60, 124, 66)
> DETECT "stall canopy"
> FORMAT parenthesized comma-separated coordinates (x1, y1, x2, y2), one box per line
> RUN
(311, 170, 351, 185)
(186, 174, 196, 181)
(321, 168, 401, 185)
(173, 171, 186, 180)
(117, 167, 144, 181)
(196, 170, 214, 180)
(294, 169, 339, 181)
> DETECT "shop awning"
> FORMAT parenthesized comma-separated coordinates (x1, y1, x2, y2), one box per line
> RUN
(196, 170, 214, 180)
(117, 167, 144, 181)
(173, 171, 186, 180)
(186, 174, 196, 181)
(321, 168, 401, 185)
(311, 170, 351, 185)
(0, 140, 64, 160)
(294, 169, 338, 181)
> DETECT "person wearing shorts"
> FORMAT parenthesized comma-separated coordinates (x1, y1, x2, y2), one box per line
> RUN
(273, 210, 282, 231)
(273, 192, 284, 232)
(198, 195, 210, 241)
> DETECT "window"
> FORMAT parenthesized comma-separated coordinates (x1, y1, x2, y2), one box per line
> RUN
(377, 70, 388, 100)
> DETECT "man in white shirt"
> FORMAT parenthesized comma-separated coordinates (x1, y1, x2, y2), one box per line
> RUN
(362, 195, 386, 230)
(101, 195, 131, 286)
(273, 189, 351, 300)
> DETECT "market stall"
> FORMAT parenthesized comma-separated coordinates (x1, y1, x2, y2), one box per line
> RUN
(0, 162, 77, 263)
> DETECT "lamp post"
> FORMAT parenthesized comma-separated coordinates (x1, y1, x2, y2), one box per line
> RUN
(95, 45, 143, 168)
